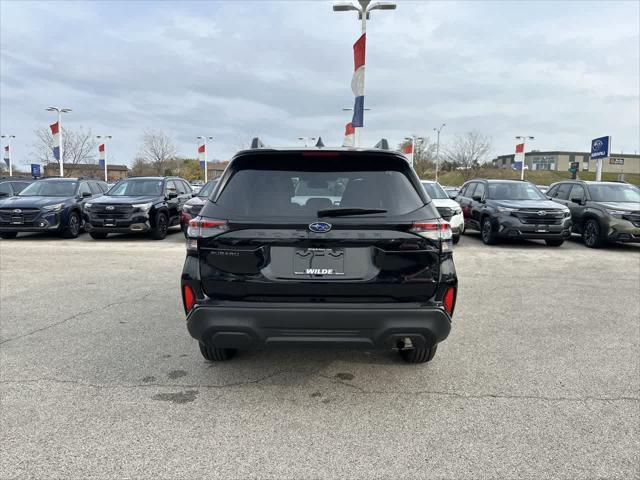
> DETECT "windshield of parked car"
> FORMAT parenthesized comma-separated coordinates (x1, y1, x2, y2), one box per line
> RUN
(421, 182, 449, 199)
(588, 184, 640, 203)
(215, 157, 424, 218)
(106, 179, 163, 196)
(198, 180, 217, 197)
(18, 180, 77, 197)
(487, 182, 546, 200)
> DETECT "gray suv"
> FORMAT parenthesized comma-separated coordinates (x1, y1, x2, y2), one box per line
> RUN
(546, 181, 640, 248)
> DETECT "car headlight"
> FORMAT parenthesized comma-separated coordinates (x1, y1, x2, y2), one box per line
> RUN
(453, 207, 462, 215)
(563, 209, 571, 217)
(132, 202, 152, 212)
(182, 204, 193, 212)
(42, 203, 65, 212)
(497, 207, 517, 213)
(605, 209, 630, 218)
(84, 203, 93, 210)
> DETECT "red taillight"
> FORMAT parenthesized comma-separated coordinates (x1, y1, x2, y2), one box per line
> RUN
(182, 284, 196, 313)
(443, 287, 456, 316)
(187, 218, 228, 241)
(302, 151, 340, 157)
(410, 219, 452, 241)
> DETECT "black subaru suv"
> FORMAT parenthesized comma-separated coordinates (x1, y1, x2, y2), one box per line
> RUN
(181, 146, 457, 364)
(84, 176, 192, 240)
(456, 179, 572, 246)
(0, 177, 107, 239)
(546, 180, 640, 247)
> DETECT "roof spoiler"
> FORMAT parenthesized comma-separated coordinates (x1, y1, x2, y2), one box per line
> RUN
(250, 137, 266, 149)
(374, 138, 390, 150)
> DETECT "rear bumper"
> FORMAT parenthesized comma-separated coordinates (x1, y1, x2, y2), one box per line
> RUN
(186, 301, 452, 350)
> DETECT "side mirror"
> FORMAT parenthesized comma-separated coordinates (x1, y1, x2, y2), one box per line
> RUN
(570, 197, 583, 205)
(168, 191, 178, 199)
(82, 191, 92, 198)
(192, 192, 198, 197)
(472, 194, 483, 202)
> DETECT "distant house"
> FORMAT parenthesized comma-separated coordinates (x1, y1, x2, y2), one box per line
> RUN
(43, 163, 129, 181)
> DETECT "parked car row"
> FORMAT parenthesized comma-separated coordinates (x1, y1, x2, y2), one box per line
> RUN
(0, 176, 206, 240)
(447, 178, 639, 248)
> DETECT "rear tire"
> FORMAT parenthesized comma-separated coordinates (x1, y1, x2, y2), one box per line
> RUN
(151, 212, 168, 240)
(89, 231, 108, 240)
(198, 342, 237, 362)
(545, 239, 564, 247)
(61, 212, 80, 239)
(481, 217, 497, 245)
(0, 232, 17, 239)
(452, 234, 460, 244)
(583, 219, 604, 248)
(399, 345, 438, 364)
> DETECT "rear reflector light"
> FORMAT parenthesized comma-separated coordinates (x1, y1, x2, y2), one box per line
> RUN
(182, 284, 196, 313)
(410, 219, 452, 241)
(302, 151, 340, 157)
(443, 287, 456, 316)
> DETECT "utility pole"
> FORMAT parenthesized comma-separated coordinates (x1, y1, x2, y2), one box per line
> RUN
(433, 123, 446, 183)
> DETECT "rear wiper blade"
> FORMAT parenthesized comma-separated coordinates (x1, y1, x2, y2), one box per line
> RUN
(317, 208, 388, 217)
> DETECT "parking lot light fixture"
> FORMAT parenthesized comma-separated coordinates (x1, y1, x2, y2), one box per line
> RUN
(197, 136, 214, 182)
(1, 134, 15, 176)
(333, 0, 396, 147)
(515, 135, 535, 181)
(298, 137, 317, 147)
(46, 106, 72, 177)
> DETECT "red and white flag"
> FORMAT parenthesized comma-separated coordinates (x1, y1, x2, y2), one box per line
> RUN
(342, 122, 355, 147)
(50, 122, 60, 160)
(198, 143, 205, 162)
(514, 142, 525, 165)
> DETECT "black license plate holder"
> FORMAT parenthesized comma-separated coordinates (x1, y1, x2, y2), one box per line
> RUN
(294, 248, 345, 276)
(11, 216, 24, 225)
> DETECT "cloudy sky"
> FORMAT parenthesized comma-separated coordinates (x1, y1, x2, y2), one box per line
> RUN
(1, 0, 639, 167)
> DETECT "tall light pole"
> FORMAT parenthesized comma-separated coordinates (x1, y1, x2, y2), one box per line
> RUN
(333, 0, 396, 147)
(197, 136, 213, 182)
(298, 137, 317, 147)
(433, 123, 446, 183)
(515, 135, 534, 180)
(96, 135, 112, 182)
(46, 106, 71, 177)
(1, 135, 15, 176)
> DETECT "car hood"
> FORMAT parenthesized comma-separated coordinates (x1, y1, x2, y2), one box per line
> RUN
(0, 196, 71, 209)
(430, 198, 461, 209)
(592, 201, 640, 212)
(185, 196, 206, 207)
(91, 195, 158, 205)
(490, 199, 566, 210)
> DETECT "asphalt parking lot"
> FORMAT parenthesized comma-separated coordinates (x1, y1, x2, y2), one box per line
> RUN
(1, 229, 638, 479)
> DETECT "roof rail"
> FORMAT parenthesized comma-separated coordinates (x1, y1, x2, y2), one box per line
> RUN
(374, 138, 390, 150)
(250, 137, 266, 149)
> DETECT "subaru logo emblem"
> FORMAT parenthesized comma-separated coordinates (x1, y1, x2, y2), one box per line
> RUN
(309, 222, 332, 233)
(537, 210, 547, 216)
(593, 139, 603, 151)
(12, 209, 21, 214)
(106, 206, 115, 211)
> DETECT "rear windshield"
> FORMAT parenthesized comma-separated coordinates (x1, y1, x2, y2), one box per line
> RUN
(215, 156, 424, 218)
(487, 182, 546, 200)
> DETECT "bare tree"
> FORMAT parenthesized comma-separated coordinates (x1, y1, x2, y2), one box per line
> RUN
(130, 156, 156, 177)
(398, 137, 437, 179)
(443, 132, 492, 180)
(138, 130, 177, 175)
(31, 126, 98, 169)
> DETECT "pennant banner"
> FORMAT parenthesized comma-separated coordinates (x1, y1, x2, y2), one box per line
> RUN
(50, 122, 60, 160)
(343, 122, 355, 147)
(351, 33, 366, 128)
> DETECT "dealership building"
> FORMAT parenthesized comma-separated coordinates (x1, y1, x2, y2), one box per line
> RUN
(493, 151, 640, 175)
